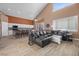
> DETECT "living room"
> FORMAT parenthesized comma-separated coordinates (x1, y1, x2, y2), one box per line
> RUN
(0, 3, 79, 56)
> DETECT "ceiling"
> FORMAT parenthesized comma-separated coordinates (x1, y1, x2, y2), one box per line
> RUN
(0, 3, 47, 20)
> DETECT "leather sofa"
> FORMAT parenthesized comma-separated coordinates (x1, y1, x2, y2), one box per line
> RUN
(52, 30, 73, 41)
(28, 30, 53, 47)
(28, 30, 73, 47)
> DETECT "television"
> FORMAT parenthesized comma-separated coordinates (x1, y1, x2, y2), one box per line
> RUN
(12, 25, 18, 30)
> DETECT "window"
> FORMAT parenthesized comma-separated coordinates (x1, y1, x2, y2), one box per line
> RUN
(53, 3, 73, 12)
(52, 16, 78, 32)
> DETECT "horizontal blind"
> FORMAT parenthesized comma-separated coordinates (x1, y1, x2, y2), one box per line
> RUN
(53, 16, 78, 32)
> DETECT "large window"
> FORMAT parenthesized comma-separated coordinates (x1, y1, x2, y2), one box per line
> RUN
(53, 3, 73, 12)
(52, 16, 78, 32)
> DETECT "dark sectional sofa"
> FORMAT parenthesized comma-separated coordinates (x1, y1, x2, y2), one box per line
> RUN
(28, 30, 53, 47)
(28, 30, 73, 47)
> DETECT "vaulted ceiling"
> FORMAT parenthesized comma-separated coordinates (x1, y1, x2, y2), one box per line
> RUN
(0, 3, 47, 20)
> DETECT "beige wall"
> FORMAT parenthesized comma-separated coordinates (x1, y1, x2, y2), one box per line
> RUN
(36, 4, 53, 25)
(36, 3, 79, 38)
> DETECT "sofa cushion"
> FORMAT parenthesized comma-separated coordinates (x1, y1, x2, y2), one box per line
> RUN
(52, 35, 62, 44)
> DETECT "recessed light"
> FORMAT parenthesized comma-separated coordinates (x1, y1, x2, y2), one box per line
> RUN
(8, 8, 11, 11)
